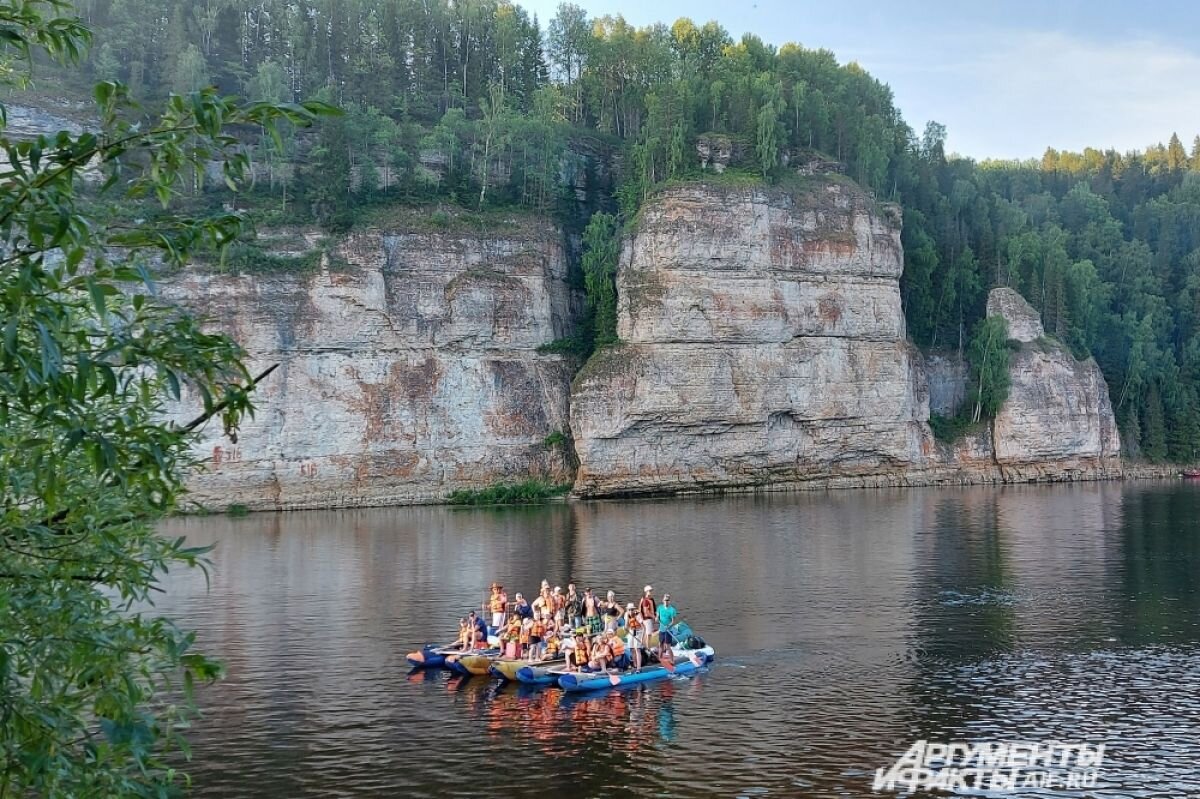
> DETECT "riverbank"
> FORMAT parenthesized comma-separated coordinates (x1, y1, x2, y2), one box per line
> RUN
(178, 461, 1190, 514)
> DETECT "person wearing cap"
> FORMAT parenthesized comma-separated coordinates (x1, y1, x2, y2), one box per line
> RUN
(657, 593, 677, 644)
(638, 585, 657, 639)
(488, 582, 508, 628)
(551, 586, 566, 625)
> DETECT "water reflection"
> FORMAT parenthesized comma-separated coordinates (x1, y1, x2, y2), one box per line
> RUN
(158, 481, 1200, 798)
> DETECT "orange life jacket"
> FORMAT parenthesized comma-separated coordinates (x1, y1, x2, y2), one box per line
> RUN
(611, 638, 626, 657)
(532, 620, 545, 637)
(489, 592, 506, 613)
(575, 637, 590, 662)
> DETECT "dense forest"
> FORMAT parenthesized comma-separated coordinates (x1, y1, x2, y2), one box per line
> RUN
(38, 0, 1200, 460)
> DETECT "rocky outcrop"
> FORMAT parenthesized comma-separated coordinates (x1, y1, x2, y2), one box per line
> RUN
(987, 287, 1044, 343)
(942, 289, 1121, 481)
(570, 180, 1123, 497)
(164, 215, 580, 511)
(162, 181, 1122, 508)
(570, 179, 935, 495)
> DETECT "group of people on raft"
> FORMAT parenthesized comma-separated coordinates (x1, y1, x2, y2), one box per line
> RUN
(453, 580, 682, 672)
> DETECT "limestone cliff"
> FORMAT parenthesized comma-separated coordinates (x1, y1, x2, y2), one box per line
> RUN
(569, 180, 1122, 497)
(570, 179, 934, 495)
(164, 182, 1122, 508)
(164, 216, 580, 511)
(939, 288, 1122, 481)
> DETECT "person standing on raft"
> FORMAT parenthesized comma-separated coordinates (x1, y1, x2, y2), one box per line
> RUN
(489, 582, 507, 629)
(657, 593, 677, 644)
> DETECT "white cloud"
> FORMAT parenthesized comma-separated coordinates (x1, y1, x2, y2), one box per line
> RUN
(939, 32, 1200, 158)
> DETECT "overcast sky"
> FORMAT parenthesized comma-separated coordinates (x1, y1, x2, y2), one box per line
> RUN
(519, 0, 1200, 160)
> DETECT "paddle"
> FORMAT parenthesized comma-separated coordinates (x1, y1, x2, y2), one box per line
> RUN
(609, 672, 621, 686)
(661, 657, 676, 674)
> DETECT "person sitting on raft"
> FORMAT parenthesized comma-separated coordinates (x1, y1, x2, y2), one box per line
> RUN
(588, 633, 614, 672)
(656, 637, 674, 666)
(489, 582, 507, 628)
(565, 633, 589, 672)
(467, 611, 488, 649)
(454, 617, 471, 651)
(609, 630, 628, 669)
(501, 614, 523, 658)
(519, 615, 533, 658)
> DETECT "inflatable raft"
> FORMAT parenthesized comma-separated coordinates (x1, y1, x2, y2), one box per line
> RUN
(406, 644, 459, 669)
(446, 649, 502, 676)
(491, 656, 565, 682)
(556, 645, 714, 693)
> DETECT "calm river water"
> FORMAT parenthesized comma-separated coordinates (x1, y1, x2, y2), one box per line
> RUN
(159, 481, 1200, 798)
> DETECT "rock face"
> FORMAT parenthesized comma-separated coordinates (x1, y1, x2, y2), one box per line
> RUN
(987, 287, 1044, 343)
(570, 179, 934, 495)
(967, 289, 1121, 479)
(163, 217, 579, 510)
(570, 181, 1123, 497)
(161, 183, 1123, 509)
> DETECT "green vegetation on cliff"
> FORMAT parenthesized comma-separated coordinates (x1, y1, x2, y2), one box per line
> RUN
(30, 0, 1200, 459)
(447, 479, 571, 505)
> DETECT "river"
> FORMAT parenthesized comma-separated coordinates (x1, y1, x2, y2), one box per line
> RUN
(158, 481, 1200, 798)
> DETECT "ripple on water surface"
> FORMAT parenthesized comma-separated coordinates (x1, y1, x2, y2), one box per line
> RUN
(156, 482, 1200, 797)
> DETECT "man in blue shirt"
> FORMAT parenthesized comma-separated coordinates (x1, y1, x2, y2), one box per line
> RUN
(657, 593, 678, 643)
(468, 611, 488, 647)
(513, 592, 533, 620)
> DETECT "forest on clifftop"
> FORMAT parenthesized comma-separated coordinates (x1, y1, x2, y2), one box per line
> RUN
(33, 0, 1200, 461)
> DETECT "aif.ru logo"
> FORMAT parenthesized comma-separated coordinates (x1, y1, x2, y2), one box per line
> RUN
(873, 739, 1105, 793)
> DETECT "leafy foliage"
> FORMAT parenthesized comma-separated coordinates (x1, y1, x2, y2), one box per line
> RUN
(581, 211, 620, 348)
(446, 479, 571, 505)
(30, 0, 1200, 458)
(0, 2, 332, 795)
(966, 316, 1013, 423)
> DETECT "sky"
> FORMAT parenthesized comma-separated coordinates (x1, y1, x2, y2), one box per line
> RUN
(518, 0, 1200, 161)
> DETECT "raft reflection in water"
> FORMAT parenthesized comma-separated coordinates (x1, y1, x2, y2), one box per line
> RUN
(439, 671, 696, 755)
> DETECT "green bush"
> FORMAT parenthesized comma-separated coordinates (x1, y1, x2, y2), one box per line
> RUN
(929, 413, 978, 444)
(537, 336, 591, 357)
(446, 479, 571, 506)
(220, 242, 321, 273)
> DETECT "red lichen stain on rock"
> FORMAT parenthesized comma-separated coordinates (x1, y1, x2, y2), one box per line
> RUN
(299, 461, 319, 478)
(818, 295, 843, 325)
(212, 446, 224, 466)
